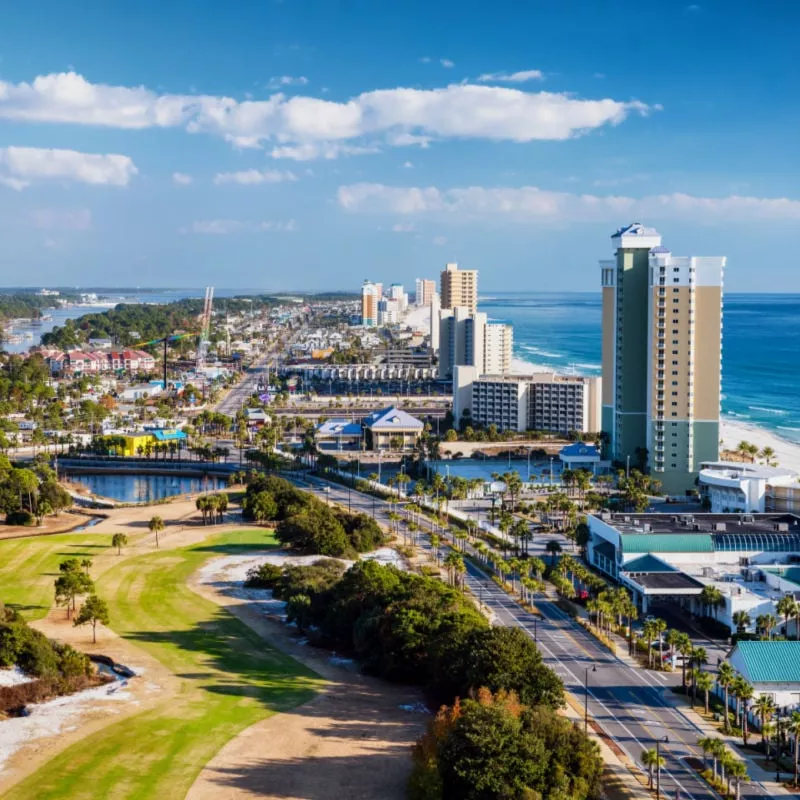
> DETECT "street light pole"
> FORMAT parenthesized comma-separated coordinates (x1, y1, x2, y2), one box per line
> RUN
(655, 736, 668, 800)
(584, 664, 596, 734)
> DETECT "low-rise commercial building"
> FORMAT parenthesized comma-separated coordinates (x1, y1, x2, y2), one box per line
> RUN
(363, 406, 424, 451)
(699, 461, 800, 513)
(453, 368, 601, 434)
(588, 511, 800, 632)
(728, 641, 800, 711)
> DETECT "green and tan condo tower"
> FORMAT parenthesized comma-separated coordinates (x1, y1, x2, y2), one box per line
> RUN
(600, 223, 725, 494)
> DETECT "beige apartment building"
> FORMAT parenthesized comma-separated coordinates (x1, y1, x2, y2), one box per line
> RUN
(440, 262, 478, 313)
(600, 223, 725, 494)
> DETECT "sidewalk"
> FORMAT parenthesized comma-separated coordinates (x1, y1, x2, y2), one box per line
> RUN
(572, 603, 793, 796)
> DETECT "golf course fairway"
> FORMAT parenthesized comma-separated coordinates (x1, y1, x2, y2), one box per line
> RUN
(1, 529, 321, 800)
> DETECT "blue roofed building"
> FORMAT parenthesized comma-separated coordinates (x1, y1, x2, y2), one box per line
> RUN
(363, 406, 424, 451)
(728, 641, 800, 712)
(558, 442, 601, 471)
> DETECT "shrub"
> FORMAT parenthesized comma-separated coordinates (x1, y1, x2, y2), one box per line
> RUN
(5, 510, 35, 526)
(244, 563, 283, 589)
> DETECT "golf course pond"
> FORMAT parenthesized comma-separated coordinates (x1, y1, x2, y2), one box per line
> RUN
(65, 472, 228, 503)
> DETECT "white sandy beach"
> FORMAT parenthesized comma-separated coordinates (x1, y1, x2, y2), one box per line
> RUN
(720, 419, 800, 475)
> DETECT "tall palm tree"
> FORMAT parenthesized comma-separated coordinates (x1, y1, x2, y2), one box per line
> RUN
(737, 680, 755, 746)
(709, 738, 727, 782)
(717, 661, 735, 733)
(777, 594, 798, 639)
(690, 646, 708, 702)
(728, 758, 749, 800)
(697, 670, 714, 714)
(148, 515, 164, 548)
(753, 694, 776, 758)
(787, 709, 800, 787)
(641, 748, 664, 789)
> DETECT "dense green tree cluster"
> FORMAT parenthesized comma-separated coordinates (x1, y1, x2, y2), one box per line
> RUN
(269, 559, 563, 708)
(410, 689, 603, 800)
(0, 456, 72, 525)
(241, 474, 385, 556)
(0, 604, 91, 681)
(0, 293, 76, 325)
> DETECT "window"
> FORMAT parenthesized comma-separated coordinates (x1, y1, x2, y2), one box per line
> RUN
(672, 391, 678, 396)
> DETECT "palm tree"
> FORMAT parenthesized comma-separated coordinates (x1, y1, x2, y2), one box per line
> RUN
(641, 748, 664, 789)
(777, 595, 797, 638)
(728, 758, 749, 800)
(697, 735, 714, 772)
(760, 446, 776, 466)
(717, 661, 735, 733)
(690, 646, 708, 702)
(148, 515, 164, 548)
(700, 584, 724, 619)
(736, 680, 754, 746)
(753, 694, 776, 758)
(709, 737, 727, 782)
(697, 670, 714, 714)
(787, 709, 800, 787)
(732, 610, 751, 633)
(111, 532, 128, 555)
(545, 539, 562, 564)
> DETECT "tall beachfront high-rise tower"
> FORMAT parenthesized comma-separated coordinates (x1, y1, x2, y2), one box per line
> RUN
(361, 280, 379, 327)
(600, 223, 725, 494)
(440, 262, 478, 313)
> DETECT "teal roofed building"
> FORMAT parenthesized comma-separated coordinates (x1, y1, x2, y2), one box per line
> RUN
(729, 641, 800, 711)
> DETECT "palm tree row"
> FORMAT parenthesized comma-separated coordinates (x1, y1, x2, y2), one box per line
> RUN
(195, 492, 228, 524)
(695, 736, 749, 799)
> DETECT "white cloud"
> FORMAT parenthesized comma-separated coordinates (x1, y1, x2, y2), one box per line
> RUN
(0, 72, 653, 158)
(31, 208, 92, 230)
(269, 142, 380, 160)
(212, 168, 297, 185)
(0, 146, 137, 187)
(391, 222, 415, 232)
(172, 171, 193, 185)
(477, 70, 544, 83)
(267, 75, 309, 89)
(433, 235, 448, 245)
(402, 161, 414, 169)
(440, 59, 455, 69)
(336, 183, 800, 222)
(185, 218, 298, 234)
(0, 176, 28, 190)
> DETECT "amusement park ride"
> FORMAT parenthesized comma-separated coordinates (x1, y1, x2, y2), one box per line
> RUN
(131, 287, 214, 390)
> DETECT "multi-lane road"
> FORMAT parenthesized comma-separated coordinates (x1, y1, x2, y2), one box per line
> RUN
(290, 473, 778, 800)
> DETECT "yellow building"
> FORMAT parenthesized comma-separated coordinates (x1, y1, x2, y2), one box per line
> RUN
(120, 433, 154, 457)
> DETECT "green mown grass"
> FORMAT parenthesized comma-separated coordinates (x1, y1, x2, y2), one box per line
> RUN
(2, 530, 321, 800)
(0, 532, 122, 619)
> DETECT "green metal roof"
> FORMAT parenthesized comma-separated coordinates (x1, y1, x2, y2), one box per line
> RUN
(735, 641, 800, 683)
(621, 554, 679, 573)
(620, 533, 714, 554)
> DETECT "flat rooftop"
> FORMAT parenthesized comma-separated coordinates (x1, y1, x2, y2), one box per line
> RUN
(632, 572, 704, 591)
(595, 512, 800, 536)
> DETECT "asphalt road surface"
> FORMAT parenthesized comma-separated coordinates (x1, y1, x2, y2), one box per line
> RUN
(288, 473, 775, 800)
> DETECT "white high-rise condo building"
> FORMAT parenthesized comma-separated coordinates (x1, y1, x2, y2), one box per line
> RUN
(600, 222, 725, 494)
(437, 307, 512, 379)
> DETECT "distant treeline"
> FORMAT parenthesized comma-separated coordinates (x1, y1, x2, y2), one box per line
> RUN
(40, 295, 284, 349)
(0, 293, 75, 324)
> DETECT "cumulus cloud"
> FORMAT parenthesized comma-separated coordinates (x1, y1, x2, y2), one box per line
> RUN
(0, 146, 137, 187)
(212, 168, 297, 185)
(440, 59, 455, 68)
(0, 72, 653, 158)
(185, 218, 298, 234)
(172, 171, 193, 185)
(477, 70, 544, 83)
(336, 183, 800, 222)
(31, 208, 92, 230)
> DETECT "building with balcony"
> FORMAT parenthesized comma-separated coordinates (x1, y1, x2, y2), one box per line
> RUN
(600, 223, 725, 494)
(453, 367, 601, 434)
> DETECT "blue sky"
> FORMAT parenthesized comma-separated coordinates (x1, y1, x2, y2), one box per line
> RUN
(0, 0, 798, 292)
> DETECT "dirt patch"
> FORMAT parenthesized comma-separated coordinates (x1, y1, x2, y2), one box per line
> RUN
(0, 511, 102, 541)
(187, 570, 428, 800)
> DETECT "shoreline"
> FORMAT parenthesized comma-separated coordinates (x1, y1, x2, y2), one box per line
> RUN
(720, 418, 800, 474)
